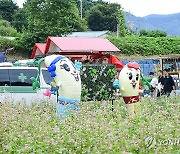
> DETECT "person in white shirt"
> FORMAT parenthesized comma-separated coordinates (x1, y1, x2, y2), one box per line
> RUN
(149, 72, 158, 98)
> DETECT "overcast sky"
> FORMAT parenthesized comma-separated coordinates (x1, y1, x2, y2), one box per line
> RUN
(16, 0, 180, 17)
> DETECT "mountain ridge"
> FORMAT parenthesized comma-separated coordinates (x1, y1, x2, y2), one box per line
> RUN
(124, 12, 180, 36)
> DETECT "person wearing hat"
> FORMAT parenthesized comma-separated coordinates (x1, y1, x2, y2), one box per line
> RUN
(149, 72, 158, 98)
(163, 69, 176, 97)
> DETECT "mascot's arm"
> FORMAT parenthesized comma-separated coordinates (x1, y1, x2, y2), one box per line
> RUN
(51, 81, 57, 87)
(139, 89, 143, 93)
(113, 79, 120, 89)
(120, 87, 125, 92)
(139, 84, 143, 93)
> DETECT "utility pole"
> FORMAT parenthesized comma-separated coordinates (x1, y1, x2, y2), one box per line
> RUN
(117, 24, 119, 37)
(80, 0, 82, 19)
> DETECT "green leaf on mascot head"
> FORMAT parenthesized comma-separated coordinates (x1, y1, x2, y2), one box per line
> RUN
(30, 77, 36, 82)
(30, 77, 40, 90)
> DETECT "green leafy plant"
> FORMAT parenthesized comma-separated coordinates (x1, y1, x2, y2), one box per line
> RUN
(99, 88, 109, 100)
(81, 88, 90, 102)
(81, 64, 116, 101)
(88, 67, 98, 78)
(107, 68, 116, 78)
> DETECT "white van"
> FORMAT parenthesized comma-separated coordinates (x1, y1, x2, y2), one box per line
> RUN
(0, 61, 57, 104)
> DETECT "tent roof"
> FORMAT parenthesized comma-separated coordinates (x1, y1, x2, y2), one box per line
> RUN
(31, 43, 46, 59)
(45, 37, 120, 53)
(66, 31, 110, 38)
(111, 55, 124, 70)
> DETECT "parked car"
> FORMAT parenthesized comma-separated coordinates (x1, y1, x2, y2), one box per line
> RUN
(0, 61, 57, 104)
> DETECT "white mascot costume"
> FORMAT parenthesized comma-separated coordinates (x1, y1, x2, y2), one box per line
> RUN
(119, 62, 142, 119)
(31, 55, 81, 118)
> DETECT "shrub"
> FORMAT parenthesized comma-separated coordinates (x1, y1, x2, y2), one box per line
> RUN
(14, 32, 43, 57)
(108, 36, 180, 56)
(0, 26, 18, 37)
(0, 19, 19, 37)
(81, 64, 116, 101)
(0, 20, 11, 27)
(0, 36, 15, 51)
(140, 29, 167, 37)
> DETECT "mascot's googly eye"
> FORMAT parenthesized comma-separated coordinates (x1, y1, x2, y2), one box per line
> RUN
(63, 64, 70, 72)
(129, 72, 133, 80)
(136, 74, 139, 81)
(60, 64, 70, 72)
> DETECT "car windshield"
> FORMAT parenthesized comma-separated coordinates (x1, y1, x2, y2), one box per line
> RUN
(42, 69, 54, 85)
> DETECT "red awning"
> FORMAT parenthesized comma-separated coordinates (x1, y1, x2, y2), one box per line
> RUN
(111, 55, 124, 70)
(44, 37, 120, 53)
(30, 43, 46, 59)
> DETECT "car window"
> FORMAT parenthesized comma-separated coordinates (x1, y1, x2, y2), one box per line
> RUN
(42, 69, 54, 85)
(0, 69, 10, 86)
(9, 69, 38, 86)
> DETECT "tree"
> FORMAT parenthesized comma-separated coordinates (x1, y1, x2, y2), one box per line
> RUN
(139, 29, 148, 36)
(86, 2, 126, 36)
(140, 29, 167, 37)
(0, 0, 18, 22)
(0, 19, 18, 36)
(148, 30, 167, 37)
(15, 0, 87, 56)
(74, 0, 98, 18)
(24, 0, 87, 40)
(12, 8, 28, 32)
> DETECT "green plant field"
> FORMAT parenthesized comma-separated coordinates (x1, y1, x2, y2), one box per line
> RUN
(108, 36, 180, 56)
(0, 97, 179, 153)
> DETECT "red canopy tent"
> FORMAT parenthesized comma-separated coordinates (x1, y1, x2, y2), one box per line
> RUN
(109, 55, 124, 70)
(44, 37, 120, 53)
(31, 43, 46, 59)
(30, 37, 124, 69)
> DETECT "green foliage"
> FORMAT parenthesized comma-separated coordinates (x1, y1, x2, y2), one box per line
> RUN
(80, 64, 116, 101)
(14, 32, 40, 56)
(140, 29, 167, 37)
(0, 19, 18, 37)
(75, 0, 98, 18)
(14, 0, 87, 55)
(86, 2, 125, 34)
(0, 36, 14, 51)
(0, 0, 18, 22)
(118, 9, 126, 37)
(0, 19, 11, 27)
(12, 8, 28, 32)
(0, 97, 179, 153)
(25, 0, 87, 38)
(108, 36, 180, 56)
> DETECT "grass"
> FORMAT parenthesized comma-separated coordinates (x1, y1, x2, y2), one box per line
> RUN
(0, 97, 179, 153)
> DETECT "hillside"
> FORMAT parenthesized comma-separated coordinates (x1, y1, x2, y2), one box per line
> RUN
(124, 12, 180, 36)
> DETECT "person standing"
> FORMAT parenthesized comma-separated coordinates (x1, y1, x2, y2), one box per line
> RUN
(163, 69, 176, 97)
(149, 72, 158, 98)
(157, 70, 164, 97)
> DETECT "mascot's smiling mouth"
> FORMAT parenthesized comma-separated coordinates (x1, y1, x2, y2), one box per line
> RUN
(71, 73, 79, 81)
(131, 83, 136, 89)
